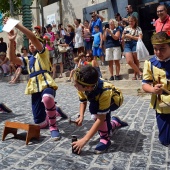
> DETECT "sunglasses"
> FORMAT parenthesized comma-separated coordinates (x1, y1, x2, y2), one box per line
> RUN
(157, 9, 165, 13)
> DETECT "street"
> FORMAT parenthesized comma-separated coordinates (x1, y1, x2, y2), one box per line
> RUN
(0, 82, 169, 170)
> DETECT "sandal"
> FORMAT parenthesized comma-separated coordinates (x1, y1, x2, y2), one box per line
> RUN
(59, 75, 63, 78)
(132, 77, 137, 80)
(138, 74, 143, 80)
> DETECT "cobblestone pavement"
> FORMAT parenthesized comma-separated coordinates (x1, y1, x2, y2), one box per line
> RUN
(0, 82, 170, 170)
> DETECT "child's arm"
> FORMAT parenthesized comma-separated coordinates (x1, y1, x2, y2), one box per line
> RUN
(99, 32, 103, 49)
(72, 114, 106, 154)
(142, 83, 163, 95)
(75, 102, 87, 126)
(0, 57, 8, 65)
(91, 59, 99, 67)
(15, 23, 43, 51)
(8, 30, 22, 66)
(78, 58, 82, 68)
(102, 29, 107, 41)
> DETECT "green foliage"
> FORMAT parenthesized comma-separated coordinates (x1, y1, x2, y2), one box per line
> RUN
(0, 0, 33, 16)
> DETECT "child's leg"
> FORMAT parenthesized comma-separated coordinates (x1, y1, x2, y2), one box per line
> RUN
(156, 113, 170, 146)
(98, 112, 112, 143)
(94, 112, 112, 154)
(41, 88, 61, 140)
(32, 92, 46, 124)
(59, 62, 63, 76)
(110, 103, 128, 129)
(2, 64, 9, 74)
(52, 63, 57, 79)
(10, 67, 22, 83)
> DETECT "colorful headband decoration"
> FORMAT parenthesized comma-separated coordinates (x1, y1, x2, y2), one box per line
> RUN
(151, 31, 170, 44)
(73, 68, 97, 86)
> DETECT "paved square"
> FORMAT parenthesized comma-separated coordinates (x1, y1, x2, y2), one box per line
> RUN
(0, 82, 169, 170)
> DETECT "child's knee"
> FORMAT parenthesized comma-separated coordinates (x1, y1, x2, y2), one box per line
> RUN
(42, 95, 55, 107)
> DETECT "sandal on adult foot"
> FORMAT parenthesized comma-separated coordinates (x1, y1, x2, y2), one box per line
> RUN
(138, 74, 143, 80)
(132, 77, 137, 80)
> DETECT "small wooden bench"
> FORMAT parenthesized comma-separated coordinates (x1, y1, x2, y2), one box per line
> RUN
(2, 121, 40, 145)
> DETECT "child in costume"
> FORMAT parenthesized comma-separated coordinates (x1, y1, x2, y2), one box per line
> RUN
(142, 31, 170, 146)
(72, 65, 128, 154)
(7, 19, 67, 140)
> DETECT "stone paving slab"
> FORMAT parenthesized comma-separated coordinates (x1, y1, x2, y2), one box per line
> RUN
(0, 82, 169, 170)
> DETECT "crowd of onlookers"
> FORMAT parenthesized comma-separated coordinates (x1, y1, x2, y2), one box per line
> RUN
(0, 4, 169, 83)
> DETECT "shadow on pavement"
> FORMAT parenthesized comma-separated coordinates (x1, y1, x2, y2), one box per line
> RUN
(81, 129, 146, 156)
(0, 112, 25, 123)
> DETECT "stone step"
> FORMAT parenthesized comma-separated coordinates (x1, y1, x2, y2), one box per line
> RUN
(55, 79, 146, 96)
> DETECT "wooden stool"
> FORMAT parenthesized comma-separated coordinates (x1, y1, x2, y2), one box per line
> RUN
(2, 121, 40, 145)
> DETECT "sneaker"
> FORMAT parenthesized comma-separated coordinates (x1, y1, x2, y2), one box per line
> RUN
(111, 116, 128, 128)
(38, 119, 49, 129)
(109, 76, 114, 81)
(3, 73, 8, 77)
(0, 103, 12, 113)
(51, 130, 61, 141)
(56, 106, 68, 119)
(66, 79, 71, 82)
(115, 75, 121, 80)
(94, 140, 111, 154)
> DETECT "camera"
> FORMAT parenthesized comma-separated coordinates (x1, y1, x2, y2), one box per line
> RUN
(104, 23, 109, 29)
(124, 30, 130, 34)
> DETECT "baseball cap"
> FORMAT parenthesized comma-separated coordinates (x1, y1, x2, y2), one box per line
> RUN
(34, 25, 41, 30)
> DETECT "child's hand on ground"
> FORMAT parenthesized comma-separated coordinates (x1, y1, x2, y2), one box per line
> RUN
(75, 115, 83, 126)
(152, 84, 163, 94)
(72, 137, 88, 154)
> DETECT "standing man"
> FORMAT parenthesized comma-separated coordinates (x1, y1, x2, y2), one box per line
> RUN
(0, 38, 7, 53)
(89, 11, 104, 35)
(89, 11, 105, 65)
(154, 5, 170, 33)
(122, 5, 138, 25)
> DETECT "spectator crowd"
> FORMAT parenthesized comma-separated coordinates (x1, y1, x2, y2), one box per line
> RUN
(0, 4, 169, 83)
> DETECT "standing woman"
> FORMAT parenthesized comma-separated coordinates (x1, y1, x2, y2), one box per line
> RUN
(74, 18, 84, 54)
(83, 20, 92, 53)
(103, 19, 121, 80)
(122, 16, 143, 80)
(60, 24, 75, 70)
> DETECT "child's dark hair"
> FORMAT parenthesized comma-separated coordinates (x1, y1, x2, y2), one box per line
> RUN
(74, 57, 79, 63)
(58, 23, 63, 29)
(16, 53, 21, 57)
(84, 20, 89, 23)
(115, 13, 122, 20)
(94, 25, 99, 29)
(21, 46, 28, 53)
(86, 52, 93, 60)
(75, 18, 81, 24)
(78, 52, 85, 59)
(76, 65, 98, 86)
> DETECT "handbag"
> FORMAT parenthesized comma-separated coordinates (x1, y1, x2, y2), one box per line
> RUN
(58, 45, 67, 53)
(136, 38, 149, 60)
